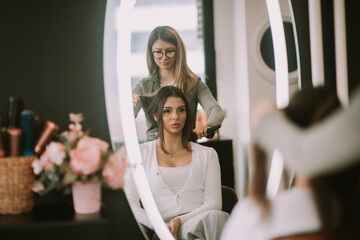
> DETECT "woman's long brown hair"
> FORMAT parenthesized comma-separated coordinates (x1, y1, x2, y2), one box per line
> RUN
(144, 86, 194, 154)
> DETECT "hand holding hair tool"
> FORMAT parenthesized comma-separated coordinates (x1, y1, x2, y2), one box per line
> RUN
(205, 125, 221, 139)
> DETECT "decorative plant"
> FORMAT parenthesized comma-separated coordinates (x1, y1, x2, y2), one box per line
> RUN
(31, 113, 127, 195)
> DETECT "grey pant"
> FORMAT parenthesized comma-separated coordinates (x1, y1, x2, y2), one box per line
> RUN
(179, 210, 229, 240)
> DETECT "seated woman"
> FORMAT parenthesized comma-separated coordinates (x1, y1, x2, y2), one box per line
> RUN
(221, 87, 359, 239)
(124, 86, 229, 240)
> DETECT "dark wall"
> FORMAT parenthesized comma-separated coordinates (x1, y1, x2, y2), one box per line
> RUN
(0, 1, 145, 239)
(0, 0, 110, 143)
(345, 0, 360, 93)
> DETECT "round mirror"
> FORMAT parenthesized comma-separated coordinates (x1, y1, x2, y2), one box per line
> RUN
(260, 21, 297, 73)
(251, 17, 298, 84)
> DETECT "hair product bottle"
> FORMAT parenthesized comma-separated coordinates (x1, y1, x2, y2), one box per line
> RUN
(0, 115, 6, 157)
(7, 128, 22, 156)
(21, 110, 35, 156)
(6, 97, 23, 157)
(34, 120, 59, 155)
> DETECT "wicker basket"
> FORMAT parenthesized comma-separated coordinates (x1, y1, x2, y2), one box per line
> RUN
(0, 156, 35, 215)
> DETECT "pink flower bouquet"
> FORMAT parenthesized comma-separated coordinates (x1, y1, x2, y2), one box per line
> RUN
(31, 113, 127, 195)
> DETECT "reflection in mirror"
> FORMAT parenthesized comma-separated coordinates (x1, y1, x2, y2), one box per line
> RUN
(130, 1, 206, 143)
(104, 0, 226, 239)
(104, 0, 206, 145)
(104, 0, 298, 239)
(264, 0, 289, 200)
(104, 0, 174, 239)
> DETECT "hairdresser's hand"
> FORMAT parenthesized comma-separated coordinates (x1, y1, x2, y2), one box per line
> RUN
(250, 98, 277, 133)
(193, 125, 210, 139)
(132, 94, 140, 107)
(167, 218, 181, 240)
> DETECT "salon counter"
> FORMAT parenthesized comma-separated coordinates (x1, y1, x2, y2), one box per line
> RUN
(0, 189, 146, 240)
(0, 204, 108, 240)
(0, 140, 234, 240)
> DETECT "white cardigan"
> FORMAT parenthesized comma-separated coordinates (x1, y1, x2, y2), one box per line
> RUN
(124, 141, 222, 229)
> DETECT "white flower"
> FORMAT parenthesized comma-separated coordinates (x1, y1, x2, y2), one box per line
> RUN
(32, 181, 45, 193)
(46, 142, 66, 166)
(69, 113, 83, 123)
(32, 159, 43, 175)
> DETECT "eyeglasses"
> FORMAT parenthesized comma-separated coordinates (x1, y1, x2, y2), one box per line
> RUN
(152, 49, 176, 59)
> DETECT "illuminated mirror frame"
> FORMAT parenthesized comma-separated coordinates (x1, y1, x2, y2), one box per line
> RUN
(103, 0, 174, 239)
(264, 0, 350, 198)
(103, 0, 306, 236)
(264, 0, 290, 199)
(308, 0, 325, 87)
(333, 0, 349, 107)
(103, 0, 349, 238)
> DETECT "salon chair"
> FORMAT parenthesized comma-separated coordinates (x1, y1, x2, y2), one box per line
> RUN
(221, 185, 238, 214)
(140, 186, 238, 240)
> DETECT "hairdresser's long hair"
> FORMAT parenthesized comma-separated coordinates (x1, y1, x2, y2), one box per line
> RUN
(146, 26, 197, 94)
(145, 86, 193, 154)
(311, 161, 360, 240)
(249, 87, 341, 219)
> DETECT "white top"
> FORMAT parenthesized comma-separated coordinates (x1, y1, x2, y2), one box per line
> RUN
(124, 141, 222, 229)
(220, 188, 321, 240)
(158, 163, 191, 194)
(160, 79, 176, 87)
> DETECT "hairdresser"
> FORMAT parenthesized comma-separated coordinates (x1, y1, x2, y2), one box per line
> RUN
(221, 87, 358, 240)
(132, 26, 224, 142)
(251, 85, 360, 177)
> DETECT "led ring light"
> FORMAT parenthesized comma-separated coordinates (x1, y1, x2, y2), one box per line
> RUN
(115, 0, 174, 239)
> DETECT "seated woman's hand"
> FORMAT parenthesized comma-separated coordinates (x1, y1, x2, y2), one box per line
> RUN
(168, 217, 181, 240)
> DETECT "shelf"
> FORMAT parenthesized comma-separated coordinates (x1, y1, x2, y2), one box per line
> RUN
(0, 204, 109, 240)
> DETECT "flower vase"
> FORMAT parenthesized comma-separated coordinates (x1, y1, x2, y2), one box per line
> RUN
(72, 180, 101, 214)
